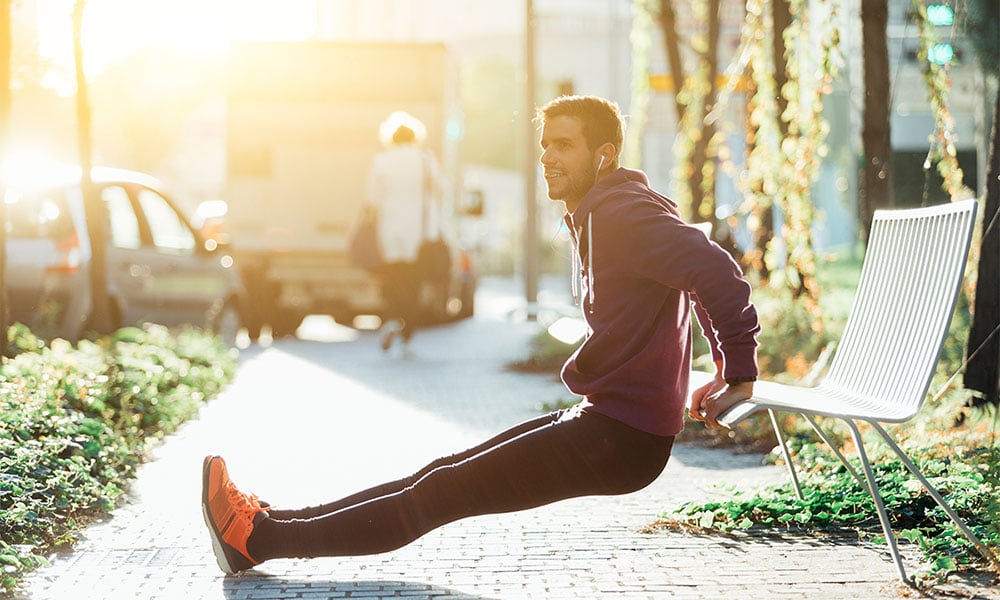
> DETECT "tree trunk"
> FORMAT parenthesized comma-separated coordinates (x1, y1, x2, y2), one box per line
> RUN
(73, 0, 113, 334)
(0, 0, 10, 353)
(964, 82, 1000, 408)
(860, 0, 893, 242)
(658, 0, 686, 124)
(658, 0, 723, 233)
(694, 0, 721, 228)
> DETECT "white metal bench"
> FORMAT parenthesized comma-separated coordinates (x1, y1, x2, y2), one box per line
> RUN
(717, 198, 998, 581)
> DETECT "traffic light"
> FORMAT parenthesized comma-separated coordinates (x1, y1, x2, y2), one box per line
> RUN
(927, 43, 956, 65)
(904, 3, 961, 66)
(926, 4, 955, 27)
(926, 3, 959, 65)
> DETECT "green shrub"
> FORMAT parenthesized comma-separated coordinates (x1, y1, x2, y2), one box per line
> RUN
(661, 429, 1000, 584)
(0, 323, 236, 593)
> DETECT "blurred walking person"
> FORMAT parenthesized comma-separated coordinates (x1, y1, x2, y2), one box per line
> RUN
(365, 111, 444, 354)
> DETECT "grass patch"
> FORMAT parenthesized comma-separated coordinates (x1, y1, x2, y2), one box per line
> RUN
(657, 413, 1000, 586)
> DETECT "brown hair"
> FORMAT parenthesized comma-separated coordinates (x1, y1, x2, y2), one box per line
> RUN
(391, 125, 416, 144)
(536, 95, 625, 155)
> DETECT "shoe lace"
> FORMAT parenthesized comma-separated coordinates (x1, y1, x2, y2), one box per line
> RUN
(225, 481, 266, 518)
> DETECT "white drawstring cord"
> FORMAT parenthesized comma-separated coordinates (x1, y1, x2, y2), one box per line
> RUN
(571, 241, 580, 306)
(565, 213, 595, 314)
(566, 214, 581, 306)
(587, 214, 595, 313)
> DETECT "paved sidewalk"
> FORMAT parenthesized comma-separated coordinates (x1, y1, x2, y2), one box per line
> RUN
(14, 283, 1000, 599)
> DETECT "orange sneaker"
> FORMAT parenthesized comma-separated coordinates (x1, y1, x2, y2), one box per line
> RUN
(201, 455, 268, 574)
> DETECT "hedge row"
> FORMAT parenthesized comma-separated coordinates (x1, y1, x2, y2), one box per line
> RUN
(0, 324, 236, 593)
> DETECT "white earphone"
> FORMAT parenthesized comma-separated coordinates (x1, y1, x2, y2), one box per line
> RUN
(593, 154, 607, 186)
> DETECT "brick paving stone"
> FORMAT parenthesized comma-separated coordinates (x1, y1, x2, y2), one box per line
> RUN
(13, 279, 1000, 599)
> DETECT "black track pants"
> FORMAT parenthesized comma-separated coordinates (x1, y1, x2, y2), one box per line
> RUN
(248, 408, 674, 560)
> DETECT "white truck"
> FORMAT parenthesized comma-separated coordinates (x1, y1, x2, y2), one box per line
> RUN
(221, 41, 477, 338)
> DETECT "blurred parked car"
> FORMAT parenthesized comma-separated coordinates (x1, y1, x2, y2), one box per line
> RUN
(5, 166, 246, 344)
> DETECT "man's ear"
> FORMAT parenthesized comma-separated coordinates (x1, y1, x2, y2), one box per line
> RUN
(596, 143, 616, 171)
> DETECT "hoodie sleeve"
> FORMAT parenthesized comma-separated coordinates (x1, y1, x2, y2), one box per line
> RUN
(691, 292, 724, 363)
(621, 198, 760, 379)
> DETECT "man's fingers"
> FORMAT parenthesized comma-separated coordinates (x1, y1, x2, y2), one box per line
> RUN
(704, 389, 751, 428)
(689, 379, 726, 424)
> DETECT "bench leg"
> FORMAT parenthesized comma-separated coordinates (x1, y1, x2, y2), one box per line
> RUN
(870, 422, 1000, 571)
(845, 419, 909, 581)
(803, 414, 865, 487)
(768, 409, 803, 500)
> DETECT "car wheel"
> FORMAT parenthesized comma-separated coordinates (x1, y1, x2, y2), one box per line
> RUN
(212, 303, 242, 347)
(83, 298, 123, 337)
(457, 277, 476, 319)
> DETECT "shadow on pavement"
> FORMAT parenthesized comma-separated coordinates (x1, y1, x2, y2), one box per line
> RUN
(638, 527, 1000, 599)
(222, 575, 497, 600)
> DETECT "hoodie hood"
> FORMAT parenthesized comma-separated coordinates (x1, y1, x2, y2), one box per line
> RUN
(573, 167, 677, 220)
(564, 168, 679, 311)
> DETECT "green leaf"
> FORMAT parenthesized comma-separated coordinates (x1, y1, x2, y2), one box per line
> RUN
(699, 511, 716, 529)
(897, 529, 924, 544)
(933, 556, 957, 572)
(0, 555, 20, 568)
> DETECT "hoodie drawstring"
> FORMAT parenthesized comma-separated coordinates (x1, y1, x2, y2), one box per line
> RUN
(566, 213, 595, 315)
(586, 213, 595, 312)
(570, 239, 580, 306)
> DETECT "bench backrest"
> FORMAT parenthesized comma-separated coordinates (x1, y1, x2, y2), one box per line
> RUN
(823, 199, 978, 421)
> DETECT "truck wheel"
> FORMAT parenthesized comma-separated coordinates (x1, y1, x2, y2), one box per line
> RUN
(270, 313, 304, 338)
(245, 320, 262, 342)
(416, 282, 447, 325)
(331, 311, 358, 327)
(240, 266, 268, 341)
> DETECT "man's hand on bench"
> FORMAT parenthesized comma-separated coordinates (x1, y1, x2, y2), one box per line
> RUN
(689, 377, 754, 430)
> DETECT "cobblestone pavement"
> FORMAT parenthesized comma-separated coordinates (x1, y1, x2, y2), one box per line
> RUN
(15, 280, 999, 599)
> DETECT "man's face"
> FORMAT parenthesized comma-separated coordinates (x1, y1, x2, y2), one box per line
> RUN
(539, 115, 598, 212)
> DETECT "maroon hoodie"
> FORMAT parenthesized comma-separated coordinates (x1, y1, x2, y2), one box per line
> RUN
(561, 168, 760, 436)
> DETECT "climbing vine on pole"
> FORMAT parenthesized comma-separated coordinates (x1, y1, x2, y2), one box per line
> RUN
(715, 0, 842, 316)
(910, 0, 967, 202)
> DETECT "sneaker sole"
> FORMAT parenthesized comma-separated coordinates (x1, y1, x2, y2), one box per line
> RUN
(201, 456, 240, 575)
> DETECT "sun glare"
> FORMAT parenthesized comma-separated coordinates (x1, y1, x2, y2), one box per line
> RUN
(1, 149, 78, 191)
(35, 0, 317, 78)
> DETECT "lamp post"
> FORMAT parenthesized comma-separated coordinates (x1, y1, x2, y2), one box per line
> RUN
(523, 0, 538, 314)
